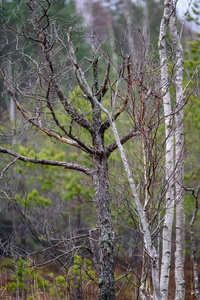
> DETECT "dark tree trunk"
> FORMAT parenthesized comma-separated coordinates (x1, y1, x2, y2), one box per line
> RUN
(93, 153, 116, 300)
(91, 99, 116, 299)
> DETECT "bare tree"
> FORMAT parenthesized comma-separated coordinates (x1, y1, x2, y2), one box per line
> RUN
(0, 1, 139, 299)
(0, 0, 197, 299)
(82, 0, 186, 299)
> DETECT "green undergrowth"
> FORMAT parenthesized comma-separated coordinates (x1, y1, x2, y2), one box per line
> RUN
(0, 256, 99, 299)
(0, 256, 141, 299)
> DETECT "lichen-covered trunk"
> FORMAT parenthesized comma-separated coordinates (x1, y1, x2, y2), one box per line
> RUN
(93, 154, 116, 300)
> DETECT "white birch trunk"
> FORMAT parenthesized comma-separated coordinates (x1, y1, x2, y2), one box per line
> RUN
(169, 5, 185, 299)
(5, 61, 15, 122)
(106, 0, 118, 64)
(122, 0, 135, 54)
(10, 99, 15, 122)
(158, 1, 175, 299)
(142, 0, 149, 47)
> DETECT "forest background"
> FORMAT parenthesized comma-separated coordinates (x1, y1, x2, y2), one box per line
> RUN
(0, 0, 200, 299)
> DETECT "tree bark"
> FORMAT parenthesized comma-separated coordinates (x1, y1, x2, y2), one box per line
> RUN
(158, 1, 175, 299)
(91, 86, 116, 299)
(93, 153, 116, 300)
(169, 5, 185, 300)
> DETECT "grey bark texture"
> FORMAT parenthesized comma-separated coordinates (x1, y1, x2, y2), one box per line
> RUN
(93, 155, 115, 300)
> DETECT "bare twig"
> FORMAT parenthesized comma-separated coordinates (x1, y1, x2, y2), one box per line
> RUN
(0, 156, 20, 179)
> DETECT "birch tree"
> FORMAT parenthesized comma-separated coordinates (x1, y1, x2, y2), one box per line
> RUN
(160, 1, 185, 298)
(169, 6, 185, 299)
(158, 1, 175, 299)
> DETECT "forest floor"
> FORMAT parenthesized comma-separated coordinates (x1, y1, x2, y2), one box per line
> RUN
(0, 255, 198, 299)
